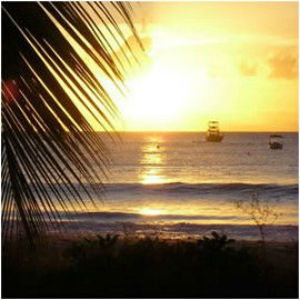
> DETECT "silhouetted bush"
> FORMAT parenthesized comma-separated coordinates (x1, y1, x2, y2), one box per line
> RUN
(2, 232, 298, 298)
(198, 230, 235, 252)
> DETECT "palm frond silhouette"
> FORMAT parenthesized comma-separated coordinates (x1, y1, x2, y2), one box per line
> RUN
(2, 2, 143, 244)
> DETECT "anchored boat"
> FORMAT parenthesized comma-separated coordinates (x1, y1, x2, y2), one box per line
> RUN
(206, 121, 224, 142)
(269, 134, 283, 150)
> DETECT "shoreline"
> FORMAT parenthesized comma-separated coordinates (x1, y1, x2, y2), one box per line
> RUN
(44, 232, 299, 253)
(49, 221, 299, 243)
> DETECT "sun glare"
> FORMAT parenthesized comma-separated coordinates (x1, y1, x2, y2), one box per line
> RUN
(124, 62, 190, 127)
(139, 208, 163, 216)
(141, 171, 165, 184)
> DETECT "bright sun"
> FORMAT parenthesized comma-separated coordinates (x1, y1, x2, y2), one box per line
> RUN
(123, 62, 190, 127)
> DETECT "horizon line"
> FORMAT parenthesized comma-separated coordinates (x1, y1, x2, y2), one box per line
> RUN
(92, 130, 299, 133)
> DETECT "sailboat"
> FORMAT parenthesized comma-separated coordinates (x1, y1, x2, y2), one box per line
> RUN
(206, 121, 224, 142)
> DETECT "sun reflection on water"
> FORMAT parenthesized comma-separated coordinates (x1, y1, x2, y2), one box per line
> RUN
(140, 136, 167, 184)
(139, 208, 164, 216)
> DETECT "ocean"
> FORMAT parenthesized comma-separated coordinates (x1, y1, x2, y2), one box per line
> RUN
(59, 132, 298, 241)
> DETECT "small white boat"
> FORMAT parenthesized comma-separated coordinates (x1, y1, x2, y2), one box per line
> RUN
(269, 134, 283, 150)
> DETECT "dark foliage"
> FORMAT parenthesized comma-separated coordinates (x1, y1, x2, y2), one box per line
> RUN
(197, 230, 235, 252)
(1, 2, 143, 243)
(2, 233, 298, 298)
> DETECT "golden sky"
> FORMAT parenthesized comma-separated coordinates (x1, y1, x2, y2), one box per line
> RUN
(81, 2, 299, 132)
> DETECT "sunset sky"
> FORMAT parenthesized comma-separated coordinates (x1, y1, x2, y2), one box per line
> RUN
(72, 2, 298, 132)
(111, 2, 298, 132)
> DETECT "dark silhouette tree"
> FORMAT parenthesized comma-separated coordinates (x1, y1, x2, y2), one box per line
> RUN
(1, 2, 143, 244)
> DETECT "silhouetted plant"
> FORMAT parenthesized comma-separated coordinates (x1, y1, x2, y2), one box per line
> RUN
(67, 233, 120, 263)
(96, 233, 119, 248)
(235, 192, 281, 243)
(3, 236, 297, 298)
(198, 230, 235, 252)
(2, 2, 144, 244)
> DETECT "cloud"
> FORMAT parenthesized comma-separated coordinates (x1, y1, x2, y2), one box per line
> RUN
(239, 60, 258, 76)
(268, 52, 298, 79)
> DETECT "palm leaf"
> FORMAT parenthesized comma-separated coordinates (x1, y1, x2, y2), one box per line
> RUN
(1, 2, 143, 244)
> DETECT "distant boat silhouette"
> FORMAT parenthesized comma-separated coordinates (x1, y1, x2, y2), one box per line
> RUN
(206, 121, 224, 142)
(269, 134, 283, 150)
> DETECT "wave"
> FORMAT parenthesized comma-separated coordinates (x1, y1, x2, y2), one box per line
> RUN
(103, 182, 298, 196)
(22, 181, 296, 200)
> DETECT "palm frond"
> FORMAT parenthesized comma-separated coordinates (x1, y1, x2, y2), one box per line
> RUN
(1, 2, 143, 243)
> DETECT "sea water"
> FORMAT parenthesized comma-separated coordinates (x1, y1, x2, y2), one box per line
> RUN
(60, 132, 298, 241)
